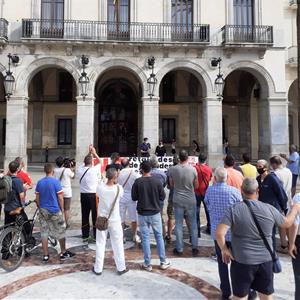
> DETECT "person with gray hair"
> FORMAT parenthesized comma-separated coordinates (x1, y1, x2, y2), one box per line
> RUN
(280, 144, 299, 197)
(204, 167, 242, 299)
(216, 177, 300, 300)
(93, 168, 128, 275)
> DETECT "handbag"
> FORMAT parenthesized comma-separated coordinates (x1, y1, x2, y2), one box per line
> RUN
(95, 185, 120, 231)
(244, 200, 282, 273)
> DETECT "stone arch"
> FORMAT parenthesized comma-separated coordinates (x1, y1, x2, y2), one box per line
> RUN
(223, 61, 276, 99)
(89, 59, 148, 97)
(15, 57, 81, 97)
(154, 60, 214, 98)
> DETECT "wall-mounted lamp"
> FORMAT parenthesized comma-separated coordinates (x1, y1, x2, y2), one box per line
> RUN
(4, 54, 19, 100)
(211, 57, 225, 101)
(147, 56, 157, 100)
(79, 55, 89, 99)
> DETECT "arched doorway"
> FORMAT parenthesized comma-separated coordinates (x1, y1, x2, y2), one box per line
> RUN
(159, 69, 203, 154)
(222, 70, 261, 160)
(97, 79, 138, 156)
(28, 67, 77, 162)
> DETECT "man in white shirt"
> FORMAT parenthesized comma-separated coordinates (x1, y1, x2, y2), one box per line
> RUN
(54, 156, 75, 228)
(77, 147, 101, 243)
(93, 168, 128, 276)
(270, 155, 292, 251)
(117, 158, 140, 243)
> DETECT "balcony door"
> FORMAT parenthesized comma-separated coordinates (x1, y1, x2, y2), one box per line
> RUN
(107, 0, 130, 41)
(233, 0, 254, 41)
(41, 0, 64, 38)
(171, 0, 193, 41)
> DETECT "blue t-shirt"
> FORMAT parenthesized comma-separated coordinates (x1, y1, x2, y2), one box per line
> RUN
(288, 152, 299, 175)
(36, 177, 63, 213)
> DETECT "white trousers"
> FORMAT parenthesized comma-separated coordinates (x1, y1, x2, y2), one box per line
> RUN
(94, 220, 126, 273)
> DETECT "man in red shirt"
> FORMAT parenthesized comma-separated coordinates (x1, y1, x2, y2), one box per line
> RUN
(15, 157, 33, 192)
(194, 153, 212, 236)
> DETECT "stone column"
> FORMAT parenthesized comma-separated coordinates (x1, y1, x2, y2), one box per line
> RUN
(257, 98, 289, 159)
(202, 97, 223, 168)
(257, 99, 271, 159)
(268, 98, 289, 156)
(141, 97, 159, 154)
(238, 102, 251, 155)
(5, 96, 29, 169)
(189, 103, 198, 143)
(76, 96, 95, 164)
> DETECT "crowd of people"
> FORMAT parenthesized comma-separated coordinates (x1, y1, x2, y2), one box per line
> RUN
(1, 142, 300, 299)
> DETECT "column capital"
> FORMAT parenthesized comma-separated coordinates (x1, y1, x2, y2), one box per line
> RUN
(7, 96, 29, 104)
(267, 97, 288, 104)
(141, 97, 160, 103)
(76, 96, 96, 103)
(202, 97, 223, 106)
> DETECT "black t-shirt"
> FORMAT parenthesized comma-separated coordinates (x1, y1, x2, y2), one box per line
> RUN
(155, 145, 167, 157)
(4, 176, 24, 212)
(105, 163, 122, 172)
(131, 176, 165, 216)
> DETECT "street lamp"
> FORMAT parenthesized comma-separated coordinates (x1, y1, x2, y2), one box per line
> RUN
(3, 54, 19, 100)
(147, 56, 157, 100)
(211, 57, 225, 101)
(79, 55, 89, 99)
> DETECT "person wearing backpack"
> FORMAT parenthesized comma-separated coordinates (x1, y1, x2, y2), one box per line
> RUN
(194, 153, 212, 236)
(4, 161, 31, 238)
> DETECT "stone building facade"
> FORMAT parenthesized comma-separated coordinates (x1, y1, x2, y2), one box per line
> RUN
(0, 0, 297, 168)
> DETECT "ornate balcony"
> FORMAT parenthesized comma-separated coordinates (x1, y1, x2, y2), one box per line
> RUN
(21, 19, 210, 44)
(222, 25, 273, 45)
(0, 18, 8, 44)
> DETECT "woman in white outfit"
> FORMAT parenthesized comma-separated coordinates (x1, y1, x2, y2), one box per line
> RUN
(93, 168, 128, 275)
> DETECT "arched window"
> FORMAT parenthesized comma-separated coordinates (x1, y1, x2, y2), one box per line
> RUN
(107, 0, 130, 40)
(41, 0, 64, 38)
(233, 0, 254, 26)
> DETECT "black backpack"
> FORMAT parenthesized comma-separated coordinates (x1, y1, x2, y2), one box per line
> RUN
(0, 175, 12, 205)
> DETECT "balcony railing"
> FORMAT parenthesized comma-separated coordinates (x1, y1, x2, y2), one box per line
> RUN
(222, 25, 273, 45)
(22, 19, 210, 43)
(0, 18, 8, 41)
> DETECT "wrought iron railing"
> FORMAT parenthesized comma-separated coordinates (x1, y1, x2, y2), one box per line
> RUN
(22, 19, 210, 43)
(222, 25, 273, 44)
(0, 18, 8, 40)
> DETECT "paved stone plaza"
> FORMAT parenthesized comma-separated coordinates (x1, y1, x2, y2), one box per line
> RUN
(0, 168, 296, 300)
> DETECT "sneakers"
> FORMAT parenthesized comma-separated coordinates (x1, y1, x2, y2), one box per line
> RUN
(160, 261, 171, 270)
(42, 255, 49, 262)
(173, 248, 183, 257)
(192, 248, 199, 257)
(60, 250, 75, 261)
(140, 263, 152, 272)
(117, 268, 129, 275)
(133, 235, 141, 243)
(92, 267, 102, 276)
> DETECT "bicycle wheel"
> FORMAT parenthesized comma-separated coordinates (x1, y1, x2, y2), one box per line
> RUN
(0, 226, 25, 272)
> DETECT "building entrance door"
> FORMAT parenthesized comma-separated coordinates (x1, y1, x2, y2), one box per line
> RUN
(98, 80, 138, 157)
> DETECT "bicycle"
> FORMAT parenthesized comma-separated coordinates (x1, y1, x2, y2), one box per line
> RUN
(0, 200, 57, 272)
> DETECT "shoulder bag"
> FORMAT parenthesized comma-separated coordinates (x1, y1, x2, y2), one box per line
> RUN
(59, 168, 65, 181)
(122, 170, 132, 188)
(95, 185, 120, 231)
(79, 167, 90, 184)
(244, 200, 282, 273)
